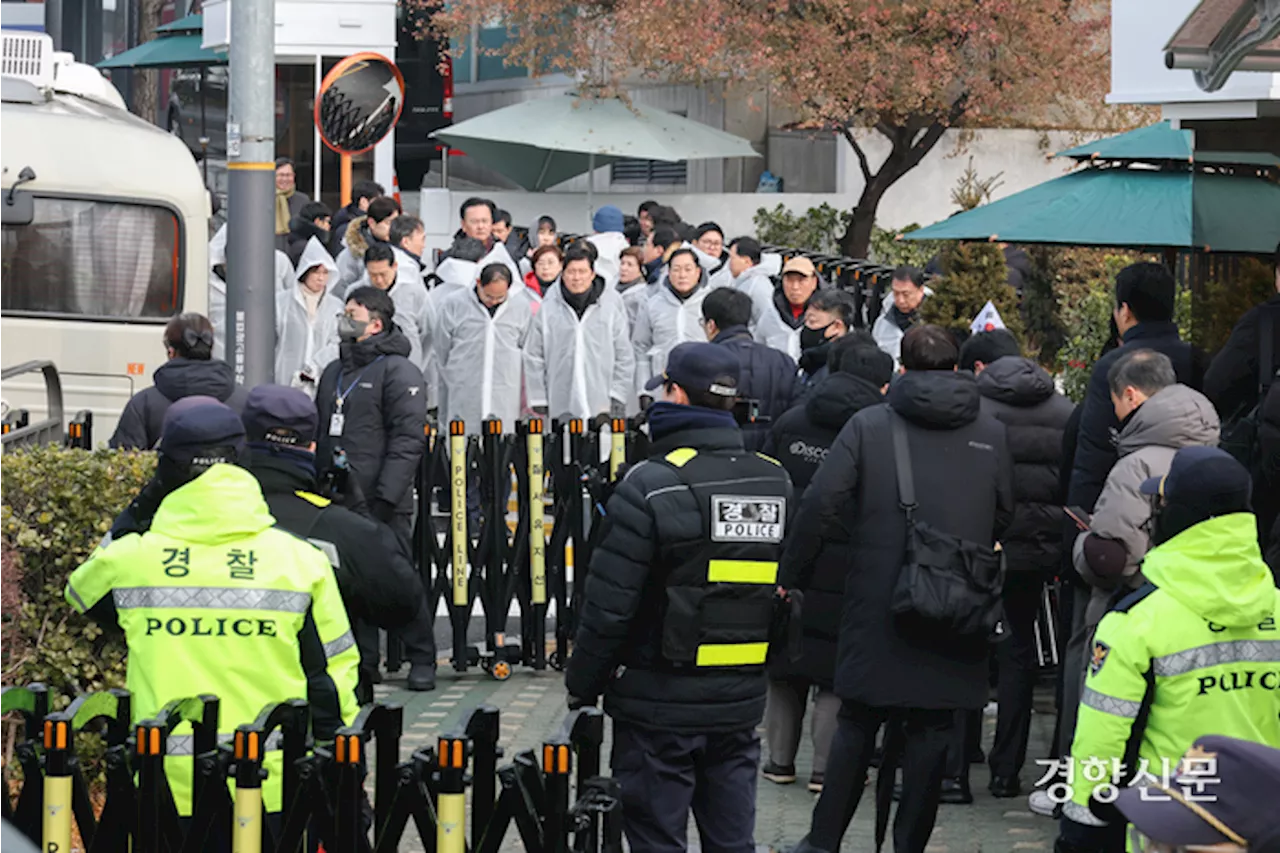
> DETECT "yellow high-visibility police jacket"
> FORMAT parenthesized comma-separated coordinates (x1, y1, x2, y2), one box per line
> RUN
(1066, 513, 1280, 829)
(66, 464, 360, 814)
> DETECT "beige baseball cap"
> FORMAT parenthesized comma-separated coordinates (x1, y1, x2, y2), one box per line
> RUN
(781, 256, 817, 277)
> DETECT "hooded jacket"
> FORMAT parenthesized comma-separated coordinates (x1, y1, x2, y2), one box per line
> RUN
(587, 231, 631, 288)
(780, 369, 1014, 709)
(976, 357, 1076, 572)
(1073, 384, 1219, 625)
(756, 287, 805, 360)
(65, 464, 359, 815)
(335, 216, 388, 288)
(109, 358, 249, 450)
(631, 271, 712, 400)
(1066, 513, 1280, 830)
(732, 265, 776, 338)
(1068, 323, 1206, 513)
(766, 370, 884, 686)
(315, 326, 427, 517)
(275, 238, 344, 397)
(285, 217, 336, 268)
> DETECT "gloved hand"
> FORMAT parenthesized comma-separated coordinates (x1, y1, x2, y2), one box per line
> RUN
(567, 694, 596, 711)
(638, 395, 653, 412)
(370, 499, 397, 524)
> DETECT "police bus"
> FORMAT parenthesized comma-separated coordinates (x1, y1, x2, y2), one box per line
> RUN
(1, 31, 210, 443)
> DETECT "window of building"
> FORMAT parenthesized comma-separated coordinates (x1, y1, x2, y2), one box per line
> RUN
(1, 197, 182, 321)
(610, 158, 688, 185)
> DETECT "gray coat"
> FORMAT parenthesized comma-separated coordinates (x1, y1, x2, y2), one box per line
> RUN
(1073, 383, 1219, 625)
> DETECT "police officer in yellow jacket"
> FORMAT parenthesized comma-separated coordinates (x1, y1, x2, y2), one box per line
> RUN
(566, 342, 794, 853)
(1057, 447, 1280, 853)
(65, 397, 360, 825)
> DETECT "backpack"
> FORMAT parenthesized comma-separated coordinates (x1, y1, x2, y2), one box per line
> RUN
(1220, 305, 1279, 472)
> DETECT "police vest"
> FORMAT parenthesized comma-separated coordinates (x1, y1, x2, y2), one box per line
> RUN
(651, 447, 789, 671)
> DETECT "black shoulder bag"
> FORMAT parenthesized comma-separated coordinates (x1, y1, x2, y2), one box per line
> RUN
(888, 410, 1005, 640)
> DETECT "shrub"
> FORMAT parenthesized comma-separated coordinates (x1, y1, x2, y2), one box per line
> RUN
(2, 447, 155, 700)
(753, 203, 852, 254)
(869, 224, 944, 269)
(920, 241, 1026, 346)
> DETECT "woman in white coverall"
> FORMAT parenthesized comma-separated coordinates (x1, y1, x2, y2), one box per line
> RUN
(274, 236, 343, 398)
(632, 247, 713, 404)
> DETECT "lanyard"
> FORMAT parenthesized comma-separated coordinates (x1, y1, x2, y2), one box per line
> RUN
(335, 356, 384, 411)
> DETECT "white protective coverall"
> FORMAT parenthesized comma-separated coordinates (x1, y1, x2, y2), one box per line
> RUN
(275, 237, 343, 397)
(631, 273, 713, 400)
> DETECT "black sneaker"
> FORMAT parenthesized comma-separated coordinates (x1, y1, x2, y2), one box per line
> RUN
(406, 662, 437, 692)
(761, 762, 797, 784)
(807, 774, 824, 793)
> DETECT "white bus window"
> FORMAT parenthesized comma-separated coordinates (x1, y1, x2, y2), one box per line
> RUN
(1, 197, 182, 321)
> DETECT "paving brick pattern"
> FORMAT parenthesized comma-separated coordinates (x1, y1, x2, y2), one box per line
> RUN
(370, 665, 1059, 853)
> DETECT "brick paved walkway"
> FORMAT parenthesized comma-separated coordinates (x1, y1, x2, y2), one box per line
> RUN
(369, 662, 1059, 853)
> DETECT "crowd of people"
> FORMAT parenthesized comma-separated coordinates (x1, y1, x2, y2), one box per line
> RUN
(86, 163, 1280, 853)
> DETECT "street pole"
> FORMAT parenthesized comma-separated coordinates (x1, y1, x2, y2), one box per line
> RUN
(225, 0, 276, 388)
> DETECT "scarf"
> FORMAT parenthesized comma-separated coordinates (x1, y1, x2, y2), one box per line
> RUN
(647, 401, 737, 441)
(274, 188, 294, 236)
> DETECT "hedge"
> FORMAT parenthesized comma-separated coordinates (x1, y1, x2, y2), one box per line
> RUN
(2, 446, 155, 701)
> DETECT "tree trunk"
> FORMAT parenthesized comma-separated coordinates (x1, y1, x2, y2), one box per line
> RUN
(836, 110, 960, 260)
(131, 0, 165, 125)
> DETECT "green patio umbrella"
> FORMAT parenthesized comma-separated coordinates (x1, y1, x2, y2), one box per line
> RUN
(97, 15, 225, 70)
(432, 94, 759, 209)
(1057, 121, 1280, 168)
(903, 162, 1280, 254)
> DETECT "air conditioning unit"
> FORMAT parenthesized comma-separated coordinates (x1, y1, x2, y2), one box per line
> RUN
(1, 30, 55, 87)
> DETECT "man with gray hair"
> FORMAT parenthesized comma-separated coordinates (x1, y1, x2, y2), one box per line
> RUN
(1056, 348, 1219, 835)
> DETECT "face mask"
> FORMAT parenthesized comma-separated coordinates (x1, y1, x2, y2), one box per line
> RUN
(800, 324, 832, 352)
(338, 315, 369, 341)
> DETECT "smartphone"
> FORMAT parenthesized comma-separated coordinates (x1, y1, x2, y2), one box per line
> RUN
(1064, 505, 1092, 531)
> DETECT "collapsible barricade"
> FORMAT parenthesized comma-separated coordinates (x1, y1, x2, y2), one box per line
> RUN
(2, 683, 619, 853)
(409, 414, 638, 677)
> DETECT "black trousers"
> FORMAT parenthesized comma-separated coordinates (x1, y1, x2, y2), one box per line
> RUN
(802, 700, 952, 853)
(943, 708, 982, 781)
(989, 573, 1044, 779)
(355, 511, 436, 696)
(611, 721, 759, 853)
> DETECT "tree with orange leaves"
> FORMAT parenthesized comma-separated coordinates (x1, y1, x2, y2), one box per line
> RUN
(428, 0, 1112, 258)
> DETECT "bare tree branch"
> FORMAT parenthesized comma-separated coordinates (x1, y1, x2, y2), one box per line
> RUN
(840, 126, 873, 185)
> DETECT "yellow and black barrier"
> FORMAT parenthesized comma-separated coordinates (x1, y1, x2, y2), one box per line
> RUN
(2, 685, 617, 853)
(409, 414, 640, 679)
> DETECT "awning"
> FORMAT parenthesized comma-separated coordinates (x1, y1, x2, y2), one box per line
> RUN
(97, 31, 226, 69)
(155, 13, 203, 34)
(1164, 0, 1280, 91)
(1056, 120, 1280, 167)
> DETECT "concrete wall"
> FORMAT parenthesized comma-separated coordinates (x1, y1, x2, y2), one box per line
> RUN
(410, 127, 1087, 249)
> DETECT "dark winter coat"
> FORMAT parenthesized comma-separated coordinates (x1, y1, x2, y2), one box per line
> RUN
(286, 217, 337, 268)
(766, 370, 884, 686)
(109, 357, 249, 450)
(1068, 321, 1205, 512)
(315, 327, 427, 518)
(565, 404, 794, 733)
(332, 203, 361, 245)
(247, 448, 423, 629)
(1203, 296, 1280, 422)
(976, 357, 1075, 572)
(711, 325, 799, 450)
(780, 369, 1014, 710)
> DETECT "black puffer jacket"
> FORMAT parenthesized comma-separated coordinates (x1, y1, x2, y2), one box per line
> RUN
(711, 325, 798, 450)
(109, 357, 248, 450)
(565, 404, 794, 733)
(247, 448, 423, 629)
(780, 370, 1014, 709)
(315, 327, 427, 517)
(766, 371, 884, 686)
(976, 357, 1075, 573)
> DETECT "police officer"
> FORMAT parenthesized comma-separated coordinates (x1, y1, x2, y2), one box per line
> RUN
(566, 341, 794, 853)
(240, 384, 429, 705)
(65, 399, 359, 831)
(1057, 447, 1280, 853)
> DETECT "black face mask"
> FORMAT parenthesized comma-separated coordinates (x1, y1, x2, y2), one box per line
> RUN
(800, 324, 832, 352)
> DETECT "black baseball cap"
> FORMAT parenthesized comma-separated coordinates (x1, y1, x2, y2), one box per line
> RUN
(1139, 446, 1252, 513)
(159, 397, 246, 466)
(1117, 735, 1280, 848)
(644, 342, 740, 397)
(241, 384, 319, 447)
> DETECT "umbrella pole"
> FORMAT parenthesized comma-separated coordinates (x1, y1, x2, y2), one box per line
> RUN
(442, 145, 449, 189)
(587, 151, 595, 231)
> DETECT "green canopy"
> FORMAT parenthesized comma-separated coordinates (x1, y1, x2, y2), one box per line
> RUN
(97, 29, 225, 69)
(433, 94, 759, 191)
(902, 165, 1280, 254)
(155, 13, 203, 34)
(1057, 121, 1193, 162)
